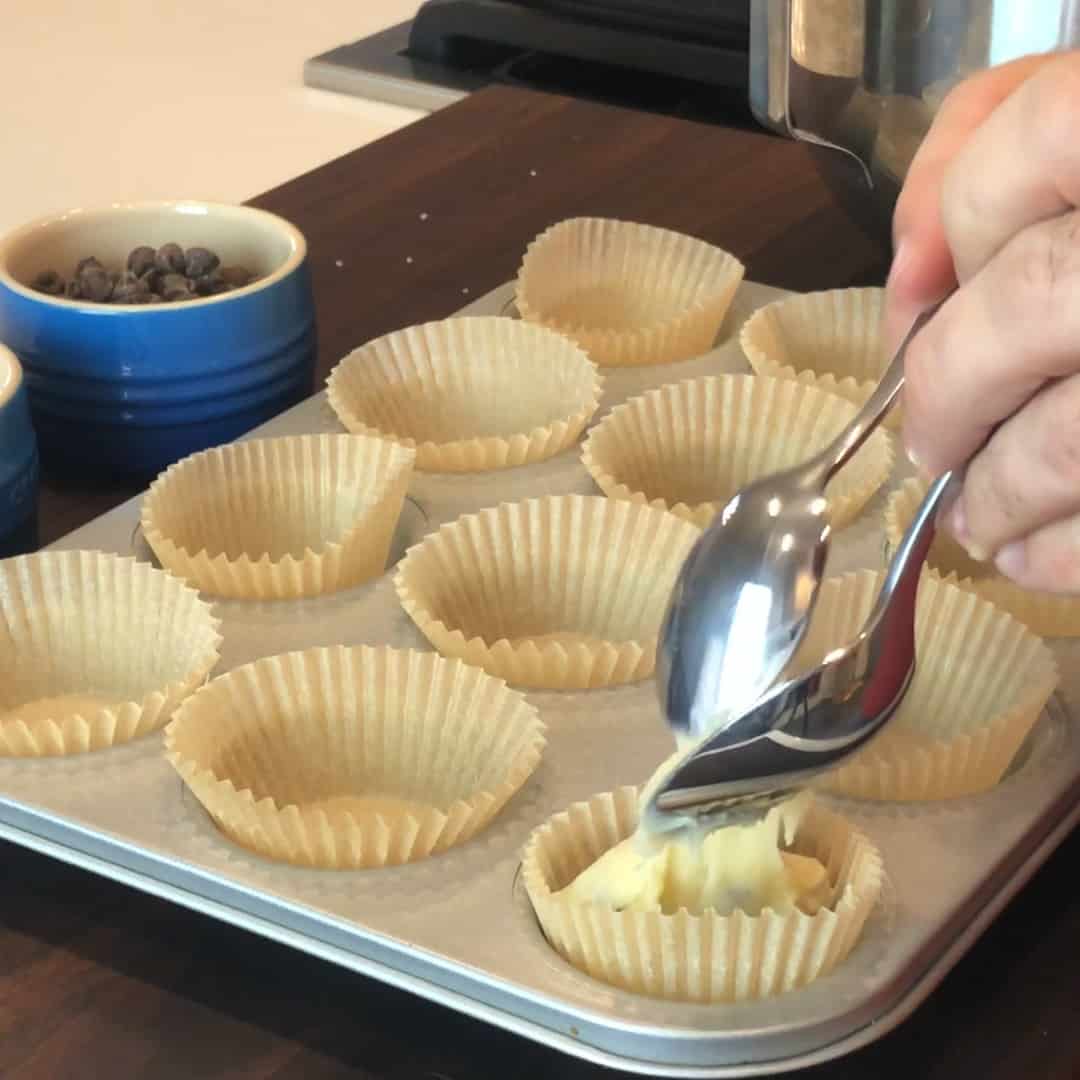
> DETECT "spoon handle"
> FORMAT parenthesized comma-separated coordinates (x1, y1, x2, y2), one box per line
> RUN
(866, 469, 960, 634)
(815, 296, 949, 482)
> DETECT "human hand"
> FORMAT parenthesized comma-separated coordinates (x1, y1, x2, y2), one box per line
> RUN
(886, 51, 1080, 593)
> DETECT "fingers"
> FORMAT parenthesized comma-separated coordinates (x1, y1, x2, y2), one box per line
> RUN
(902, 209, 1080, 478)
(994, 516, 1080, 593)
(885, 54, 1053, 348)
(940, 53, 1080, 283)
(948, 371, 1080, 562)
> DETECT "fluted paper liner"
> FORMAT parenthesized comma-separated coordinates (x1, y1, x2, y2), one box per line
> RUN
(515, 218, 745, 367)
(884, 477, 1080, 637)
(0, 551, 221, 756)
(141, 433, 415, 600)
(326, 317, 602, 472)
(521, 788, 882, 1003)
(165, 645, 546, 869)
(394, 495, 701, 689)
(803, 571, 1059, 801)
(740, 288, 898, 429)
(581, 374, 893, 529)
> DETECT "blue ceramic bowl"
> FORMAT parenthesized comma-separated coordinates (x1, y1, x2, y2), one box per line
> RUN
(0, 201, 316, 480)
(0, 344, 39, 557)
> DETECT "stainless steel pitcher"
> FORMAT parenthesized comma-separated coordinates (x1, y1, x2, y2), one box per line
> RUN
(749, 1, 1080, 244)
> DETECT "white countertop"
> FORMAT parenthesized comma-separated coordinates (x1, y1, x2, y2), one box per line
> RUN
(0, 2, 427, 236)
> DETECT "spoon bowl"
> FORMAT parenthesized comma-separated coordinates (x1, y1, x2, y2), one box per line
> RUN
(657, 302, 941, 741)
(645, 471, 958, 834)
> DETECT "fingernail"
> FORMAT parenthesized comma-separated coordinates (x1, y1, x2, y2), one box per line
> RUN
(995, 540, 1026, 581)
(947, 497, 968, 543)
(887, 238, 909, 287)
(904, 439, 926, 475)
(948, 498, 990, 562)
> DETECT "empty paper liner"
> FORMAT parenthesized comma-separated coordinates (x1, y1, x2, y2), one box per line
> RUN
(326, 317, 602, 472)
(740, 288, 897, 429)
(521, 788, 882, 1003)
(165, 644, 546, 869)
(514, 217, 745, 367)
(394, 494, 701, 689)
(885, 476, 1080, 637)
(581, 373, 893, 529)
(141, 433, 415, 600)
(0, 550, 221, 756)
(801, 570, 1059, 801)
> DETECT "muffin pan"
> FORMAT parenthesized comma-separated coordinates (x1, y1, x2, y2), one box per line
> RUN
(2, 279, 1079, 1077)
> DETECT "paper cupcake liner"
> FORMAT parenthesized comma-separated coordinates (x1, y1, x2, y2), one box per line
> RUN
(326, 317, 602, 473)
(141, 433, 415, 600)
(521, 788, 882, 1003)
(581, 373, 893, 529)
(0, 551, 221, 756)
(884, 476, 1080, 637)
(514, 217, 745, 367)
(394, 494, 701, 689)
(800, 570, 1060, 801)
(740, 288, 898, 429)
(165, 644, 545, 869)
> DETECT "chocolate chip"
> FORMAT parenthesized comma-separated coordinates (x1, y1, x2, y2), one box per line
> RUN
(154, 243, 186, 274)
(192, 266, 224, 295)
(185, 247, 219, 278)
(75, 256, 102, 276)
(36, 247, 258, 304)
(127, 246, 156, 278)
(111, 271, 150, 304)
(160, 272, 188, 293)
(32, 270, 65, 295)
(162, 278, 195, 302)
(79, 266, 113, 302)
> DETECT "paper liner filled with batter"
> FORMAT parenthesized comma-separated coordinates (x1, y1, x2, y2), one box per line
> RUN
(0, 550, 221, 756)
(394, 494, 701, 689)
(885, 476, 1080, 637)
(514, 217, 745, 367)
(326, 317, 602, 472)
(141, 433, 415, 600)
(165, 644, 545, 869)
(804, 570, 1059, 801)
(581, 373, 893, 528)
(521, 788, 882, 1003)
(740, 288, 897, 428)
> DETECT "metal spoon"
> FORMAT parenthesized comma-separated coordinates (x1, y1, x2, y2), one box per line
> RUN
(642, 470, 959, 835)
(656, 301, 942, 741)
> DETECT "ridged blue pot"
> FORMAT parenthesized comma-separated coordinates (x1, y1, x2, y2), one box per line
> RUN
(0, 345, 39, 557)
(0, 201, 316, 481)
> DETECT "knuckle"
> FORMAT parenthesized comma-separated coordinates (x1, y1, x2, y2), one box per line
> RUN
(1039, 377, 1080, 484)
(965, 441, 1030, 538)
(1031, 58, 1080, 148)
(1030, 525, 1080, 592)
(1004, 213, 1080, 325)
(939, 161, 981, 257)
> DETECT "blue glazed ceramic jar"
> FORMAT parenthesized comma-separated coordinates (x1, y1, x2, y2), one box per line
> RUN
(0, 345, 39, 558)
(0, 201, 316, 481)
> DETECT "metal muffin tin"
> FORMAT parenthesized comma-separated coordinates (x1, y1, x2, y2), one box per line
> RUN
(2, 280, 1079, 1077)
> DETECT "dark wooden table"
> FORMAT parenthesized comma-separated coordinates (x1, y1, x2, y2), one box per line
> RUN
(6, 85, 1079, 1079)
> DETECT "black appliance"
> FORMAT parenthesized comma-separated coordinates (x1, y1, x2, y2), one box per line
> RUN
(305, 0, 754, 126)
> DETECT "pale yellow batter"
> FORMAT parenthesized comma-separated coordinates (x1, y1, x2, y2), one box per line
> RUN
(557, 802, 828, 916)
(0, 693, 121, 731)
(557, 751, 830, 917)
(301, 793, 436, 820)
